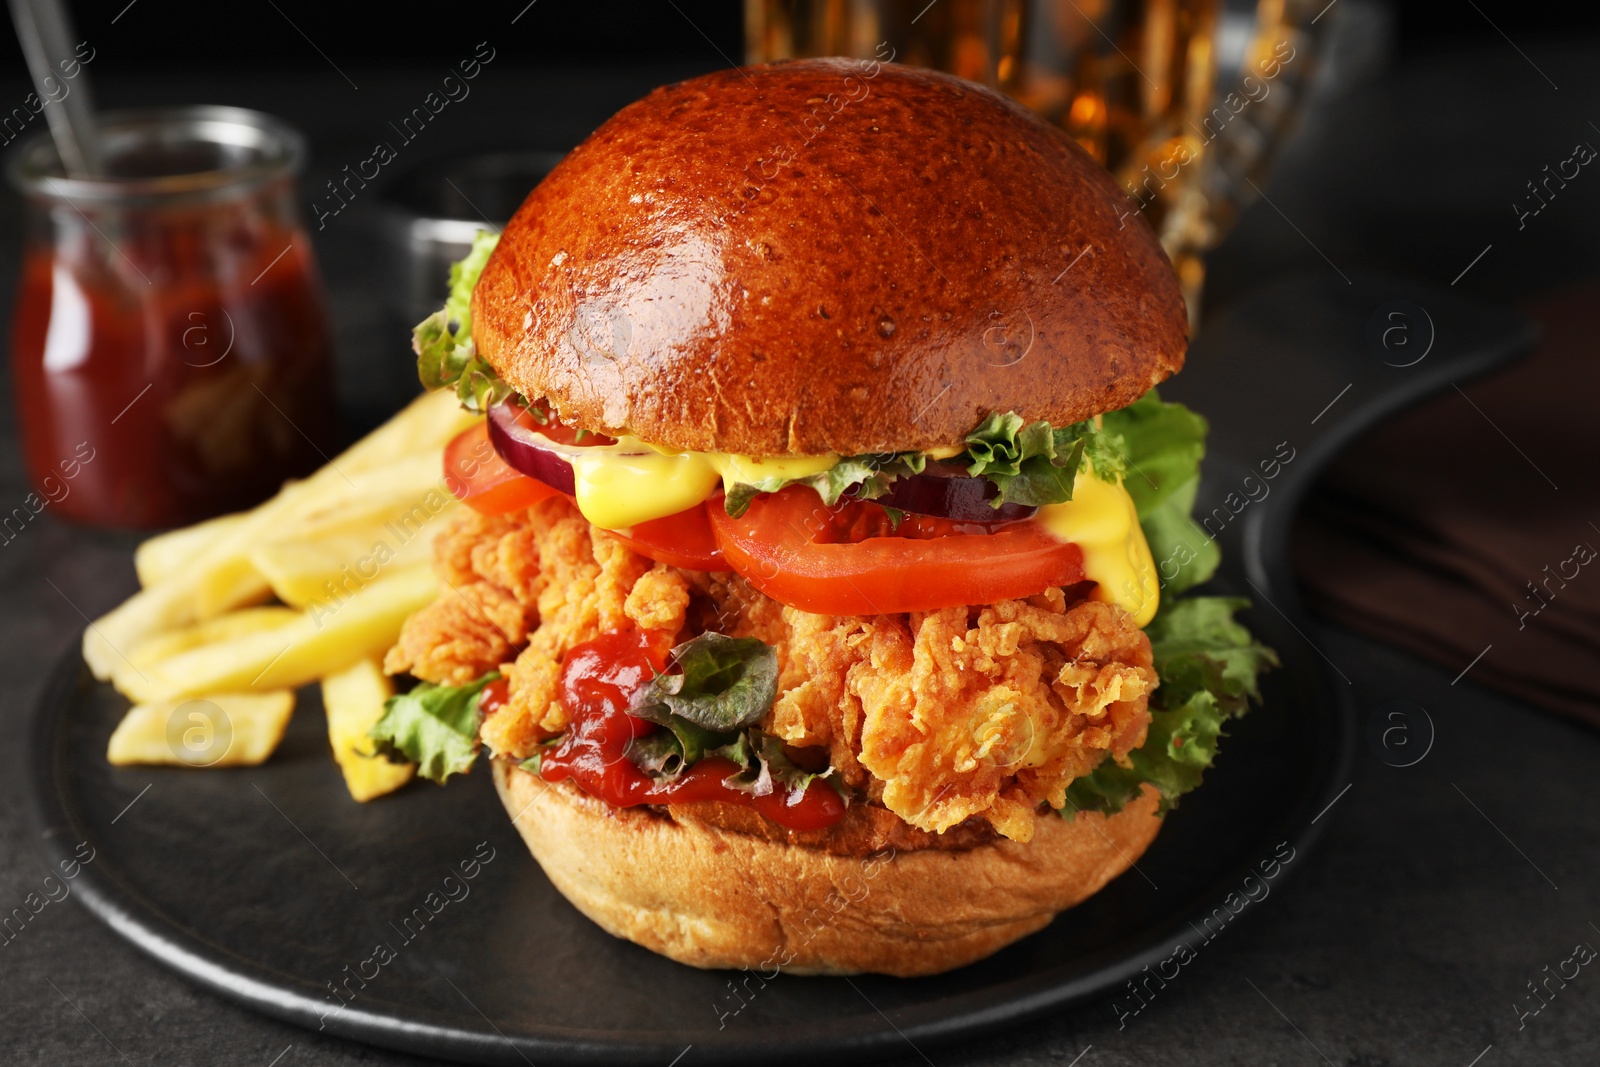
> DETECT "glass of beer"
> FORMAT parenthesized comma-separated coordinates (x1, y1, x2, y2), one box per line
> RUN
(746, 0, 1324, 317)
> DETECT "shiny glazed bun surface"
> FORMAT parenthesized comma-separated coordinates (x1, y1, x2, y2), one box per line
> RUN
(472, 59, 1187, 454)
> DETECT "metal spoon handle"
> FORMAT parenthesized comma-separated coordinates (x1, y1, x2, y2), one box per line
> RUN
(7, 0, 101, 177)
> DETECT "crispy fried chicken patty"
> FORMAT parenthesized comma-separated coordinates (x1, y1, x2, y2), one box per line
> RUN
(386, 498, 1157, 842)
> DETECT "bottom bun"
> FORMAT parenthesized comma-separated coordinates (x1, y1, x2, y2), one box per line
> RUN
(493, 760, 1164, 977)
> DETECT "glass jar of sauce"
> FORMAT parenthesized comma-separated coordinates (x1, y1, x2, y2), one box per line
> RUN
(8, 106, 336, 528)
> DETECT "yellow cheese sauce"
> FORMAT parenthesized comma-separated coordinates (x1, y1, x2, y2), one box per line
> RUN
(569, 450, 723, 530)
(565, 440, 1156, 624)
(1036, 472, 1159, 626)
(570, 441, 835, 531)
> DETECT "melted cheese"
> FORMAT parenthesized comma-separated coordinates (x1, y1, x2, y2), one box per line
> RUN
(570, 450, 723, 530)
(708, 453, 837, 489)
(1037, 472, 1159, 627)
(570, 443, 836, 531)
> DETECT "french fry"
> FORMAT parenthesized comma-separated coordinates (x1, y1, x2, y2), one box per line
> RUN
(265, 453, 456, 550)
(135, 513, 246, 588)
(250, 521, 438, 609)
(116, 566, 437, 705)
(115, 607, 302, 698)
(83, 392, 470, 681)
(321, 658, 414, 801)
(163, 452, 448, 623)
(106, 691, 296, 767)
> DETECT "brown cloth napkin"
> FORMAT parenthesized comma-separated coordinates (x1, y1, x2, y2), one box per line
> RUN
(1292, 281, 1600, 724)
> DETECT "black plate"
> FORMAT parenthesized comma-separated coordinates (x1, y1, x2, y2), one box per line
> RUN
(25, 275, 1529, 1065)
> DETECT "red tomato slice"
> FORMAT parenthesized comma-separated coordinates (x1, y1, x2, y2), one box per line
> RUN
(609, 503, 727, 571)
(707, 486, 1085, 615)
(444, 422, 561, 515)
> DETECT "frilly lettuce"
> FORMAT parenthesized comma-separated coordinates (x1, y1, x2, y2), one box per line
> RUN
(413, 230, 513, 413)
(369, 671, 497, 783)
(1062, 597, 1278, 817)
(617, 725, 841, 800)
(1060, 391, 1277, 818)
(961, 412, 1125, 506)
(631, 633, 777, 734)
(1100, 390, 1218, 596)
(624, 633, 841, 797)
(719, 412, 1126, 517)
(723, 453, 927, 518)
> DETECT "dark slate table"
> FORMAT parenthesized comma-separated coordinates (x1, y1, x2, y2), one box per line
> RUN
(4, 37, 1600, 1067)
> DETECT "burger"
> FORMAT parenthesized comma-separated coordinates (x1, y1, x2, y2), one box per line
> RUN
(370, 59, 1275, 977)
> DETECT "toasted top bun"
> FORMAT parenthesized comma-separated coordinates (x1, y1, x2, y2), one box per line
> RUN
(472, 59, 1187, 456)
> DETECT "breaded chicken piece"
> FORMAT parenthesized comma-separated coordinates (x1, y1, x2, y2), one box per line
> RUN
(772, 595, 1153, 841)
(384, 507, 543, 684)
(386, 498, 1156, 841)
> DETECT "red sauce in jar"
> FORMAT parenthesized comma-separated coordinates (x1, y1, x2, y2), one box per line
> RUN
(537, 630, 846, 831)
(10, 205, 335, 528)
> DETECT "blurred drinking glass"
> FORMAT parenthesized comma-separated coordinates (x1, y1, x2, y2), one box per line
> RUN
(746, 0, 1325, 317)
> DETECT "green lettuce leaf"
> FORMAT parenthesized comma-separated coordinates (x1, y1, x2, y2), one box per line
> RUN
(620, 726, 752, 784)
(747, 730, 842, 797)
(613, 730, 687, 777)
(720, 394, 1207, 520)
(1059, 694, 1228, 818)
(1062, 597, 1278, 818)
(626, 713, 725, 774)
(369, 672, 497, 783)
(1098, 390, 1207, 515)
(723, 453, 926, 518)
(1137, 476, 1221, 596)
(962, 412, 1123, 507)
(1055, 390, 1274, 819)
(412, 230, 513, 412)
(620, 722, 843, 802)
(1147, 595, 1278, 711)
(518, 738, 560, 777)
(723, 406, 1141, 517)
(711, 729, 842, 797)
(1100, 390, 1218, 595)
(631, 633, 778, 732)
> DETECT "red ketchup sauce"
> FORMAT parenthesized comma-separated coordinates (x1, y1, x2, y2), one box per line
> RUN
(478, 676, 511, 717)
(535, 630, 846, 832)
(11, 187, 335, 528)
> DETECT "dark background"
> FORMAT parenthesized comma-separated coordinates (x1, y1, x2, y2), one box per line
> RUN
(3, 0, 1598, 70)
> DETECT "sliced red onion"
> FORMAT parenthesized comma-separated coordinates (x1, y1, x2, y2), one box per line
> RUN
(487, 401, 576, 495)
(865, 466, 1037, 523)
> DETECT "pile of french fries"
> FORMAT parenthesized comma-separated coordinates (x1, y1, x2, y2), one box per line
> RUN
(91, 390, 477, 802)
